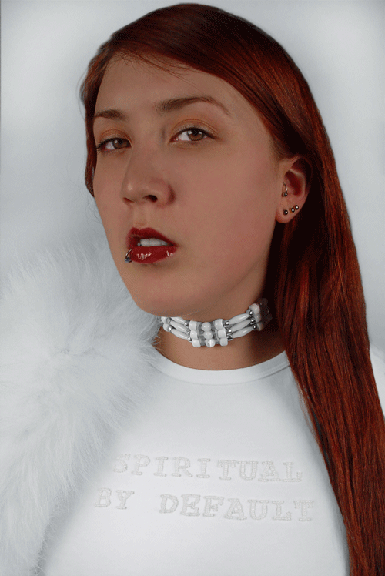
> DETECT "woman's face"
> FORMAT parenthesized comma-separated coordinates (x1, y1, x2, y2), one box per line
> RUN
(93, 58, 288, 320)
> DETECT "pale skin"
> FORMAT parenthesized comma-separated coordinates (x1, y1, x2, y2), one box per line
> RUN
(92, 58, 309, 370)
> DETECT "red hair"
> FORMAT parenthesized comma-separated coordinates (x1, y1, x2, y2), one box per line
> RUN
(80, 4, 385, 573)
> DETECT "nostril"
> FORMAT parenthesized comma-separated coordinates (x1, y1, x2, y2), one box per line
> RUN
(148, 195, 157, 203)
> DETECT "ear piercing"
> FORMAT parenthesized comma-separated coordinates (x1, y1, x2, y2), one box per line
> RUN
(283, 205, 299, 216)
(282, 183, 289, 215)
(282, 183, 299, 216)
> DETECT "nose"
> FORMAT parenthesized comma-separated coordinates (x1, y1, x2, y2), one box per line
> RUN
(120, 147, 174, 206)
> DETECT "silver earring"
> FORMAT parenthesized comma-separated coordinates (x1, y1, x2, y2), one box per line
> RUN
(283, 205, 299, 216)
(282, 183, 288, 197)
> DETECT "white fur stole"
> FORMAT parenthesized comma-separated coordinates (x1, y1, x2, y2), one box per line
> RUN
(0, 237, 159, 575)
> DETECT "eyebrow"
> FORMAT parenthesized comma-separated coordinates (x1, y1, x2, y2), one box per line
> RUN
(155, 95, 230, 116)
(93, 95, 231, 124)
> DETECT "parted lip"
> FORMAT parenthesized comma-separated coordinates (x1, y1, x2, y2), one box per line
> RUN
(126, 227, 176, 250)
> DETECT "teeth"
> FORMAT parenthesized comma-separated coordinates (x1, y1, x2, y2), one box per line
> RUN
(137, 238, 170, 247)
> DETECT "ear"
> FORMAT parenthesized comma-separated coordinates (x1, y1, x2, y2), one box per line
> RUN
(275, 157, 310, 223)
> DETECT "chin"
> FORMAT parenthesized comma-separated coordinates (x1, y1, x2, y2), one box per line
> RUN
(130, 296, 192, 319)
(125, 284, 203, 319)
(117, 261, 228, 321)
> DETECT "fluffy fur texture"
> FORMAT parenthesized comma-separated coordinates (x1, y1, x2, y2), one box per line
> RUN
(1, 236, 384, 575)
(0, 237, 158, 575)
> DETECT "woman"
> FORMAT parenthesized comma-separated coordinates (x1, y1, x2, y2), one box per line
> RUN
(1, 4, 384, 575)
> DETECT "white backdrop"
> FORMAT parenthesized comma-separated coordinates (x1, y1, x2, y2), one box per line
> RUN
(2, 0, 384, 350)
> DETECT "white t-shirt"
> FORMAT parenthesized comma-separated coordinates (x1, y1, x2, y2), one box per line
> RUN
(40, 351, 349, 575)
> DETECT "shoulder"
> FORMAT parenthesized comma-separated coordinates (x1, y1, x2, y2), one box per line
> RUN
(0, 232, 160, 448)
(370, 346, 385, 409)
(0, 234, 161, 487)
(0, 234, 159, 419)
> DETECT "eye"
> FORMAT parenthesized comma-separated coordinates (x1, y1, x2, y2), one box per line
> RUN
(174, 127, 211, 143)
(96, 138, 130, 152)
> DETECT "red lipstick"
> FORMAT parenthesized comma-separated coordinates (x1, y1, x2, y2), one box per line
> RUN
(126, 227, 177, 264)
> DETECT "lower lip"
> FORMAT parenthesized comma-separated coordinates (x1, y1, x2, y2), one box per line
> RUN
(129, 245, 177, 264)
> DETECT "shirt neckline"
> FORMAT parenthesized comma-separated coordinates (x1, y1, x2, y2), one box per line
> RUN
(149, 350, 290, 385)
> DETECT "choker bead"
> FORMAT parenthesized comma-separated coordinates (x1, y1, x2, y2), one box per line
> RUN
(161, 299, 272, 348)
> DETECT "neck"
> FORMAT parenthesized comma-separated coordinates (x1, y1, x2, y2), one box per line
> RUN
(154, 320, 284, 370)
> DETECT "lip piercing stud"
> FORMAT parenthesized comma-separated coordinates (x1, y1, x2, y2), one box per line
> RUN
(125, 250, 132, 263)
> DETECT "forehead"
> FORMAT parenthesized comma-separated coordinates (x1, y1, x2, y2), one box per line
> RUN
(95, 57, 264, 128)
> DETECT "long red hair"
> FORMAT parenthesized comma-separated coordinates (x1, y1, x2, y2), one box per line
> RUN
(80, 4, 385, 573)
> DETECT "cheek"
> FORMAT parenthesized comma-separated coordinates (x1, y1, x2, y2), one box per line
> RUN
(180, 151, 278, 242)
(93, 176, 124, 245)
(93, 160, 116, 198)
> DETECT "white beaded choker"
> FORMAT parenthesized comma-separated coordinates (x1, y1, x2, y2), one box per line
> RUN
(161, 299, 272, 348)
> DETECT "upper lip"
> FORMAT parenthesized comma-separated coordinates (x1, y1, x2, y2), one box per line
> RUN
(127, 227, 176, 249)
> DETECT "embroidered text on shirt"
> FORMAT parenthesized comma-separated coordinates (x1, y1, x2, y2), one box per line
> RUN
(113, 454, 303, 482)
(159, 494, 314, 521)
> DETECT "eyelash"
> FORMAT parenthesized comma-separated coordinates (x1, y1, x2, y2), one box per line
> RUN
(173, 126, 213, 143)
(96, 126, 213, 152)
(96, 138, 129, 152)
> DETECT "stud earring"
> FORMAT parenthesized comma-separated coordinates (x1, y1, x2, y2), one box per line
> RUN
(283, 205, 299, 216)
(282, 183, 288, 197)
